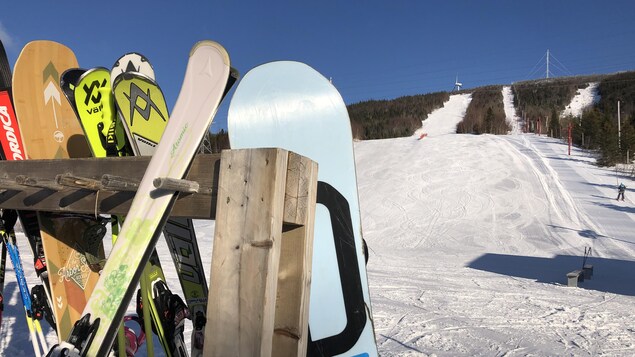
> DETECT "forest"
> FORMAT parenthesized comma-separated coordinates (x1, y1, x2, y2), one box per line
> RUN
(346, 92, 450, 140)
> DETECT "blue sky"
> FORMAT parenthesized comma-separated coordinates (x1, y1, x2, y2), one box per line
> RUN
(1, 1, 634, 132)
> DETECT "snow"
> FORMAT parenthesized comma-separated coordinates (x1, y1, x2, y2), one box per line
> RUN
(502, 86, 522, 134)
(415, 94, 471, 137)
(561, 82, 600, 118)
(3, 92, 635, 356)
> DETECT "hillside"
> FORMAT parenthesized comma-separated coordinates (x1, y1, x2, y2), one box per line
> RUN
(347, 92, 449, 140)
(512, 74, 606, 122)
(203, 71, 635, 163)
(347, 71, 635, 166)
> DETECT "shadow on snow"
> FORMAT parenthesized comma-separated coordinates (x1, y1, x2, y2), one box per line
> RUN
(467, 253, 635, 296)
(0, 281, 55, 353)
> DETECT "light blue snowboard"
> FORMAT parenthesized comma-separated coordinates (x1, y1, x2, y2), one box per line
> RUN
(228, 61, 377, 357)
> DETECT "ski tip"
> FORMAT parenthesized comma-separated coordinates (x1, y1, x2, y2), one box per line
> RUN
(112, 70, 158, 89)
(112, 52, 152, 69)
(111, 52, 156, 84)
(190, 41, 230, 66)
(76, 66, 110, 82)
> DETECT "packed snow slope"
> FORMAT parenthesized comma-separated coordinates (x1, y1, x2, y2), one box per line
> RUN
(2, 91, 635, 356)
(562, 83, 600, 118)
(356, 93, 635, 356)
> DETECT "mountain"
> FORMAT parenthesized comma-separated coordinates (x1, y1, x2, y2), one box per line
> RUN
(347, 70, 635, 166)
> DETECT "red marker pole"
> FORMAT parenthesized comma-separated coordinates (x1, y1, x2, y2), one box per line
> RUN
(568, 122, 572, 156)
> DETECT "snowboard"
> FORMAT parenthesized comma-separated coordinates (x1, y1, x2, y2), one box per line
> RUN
(11, 40, 103, 341)
(0, 41, 51, 352)
(49, 40, 231, 356)
(227, 61, 378, 356)
(0, 39, 57, 334)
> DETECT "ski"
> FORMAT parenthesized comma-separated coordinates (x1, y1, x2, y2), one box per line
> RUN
(75, 65, 184, 356)
(60, 68, 87, 117)
(112, 53, 238, 356)
(0, 238, 5, 327)
(112, 71, 169, 156)
(73, 67, 129, 159)
(110, 54, 166, 357)
(48, 40, 231, 356)
(70, 65, 141, 357)
(0, 38, 57, 333)
(1, 216, 49, 356)
(12, 40, 103, 341)
(162, 218, 207, 356)
(227, 61, 378, 356)
(113, 70, 190, 357)
(111, 52, 154, 86)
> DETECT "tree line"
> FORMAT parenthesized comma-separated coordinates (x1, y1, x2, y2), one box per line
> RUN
(559, 72, 635, 165)
(456, 85, 508, 135)
(347, 92, 449, 139)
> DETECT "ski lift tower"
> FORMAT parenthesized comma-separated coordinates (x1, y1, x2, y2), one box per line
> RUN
(453, 74, 463, 92)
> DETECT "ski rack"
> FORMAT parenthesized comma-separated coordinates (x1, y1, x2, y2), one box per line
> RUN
(0, 148, 317, 357)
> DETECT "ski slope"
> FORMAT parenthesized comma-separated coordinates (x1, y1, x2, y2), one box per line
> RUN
(356, 93, 635, 356)
(562, 83, 600, 118)
(2, 91, 635, 356)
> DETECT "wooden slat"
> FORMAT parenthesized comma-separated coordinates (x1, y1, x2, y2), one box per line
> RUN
(274, 152, 318, 356)
(205, 148, 288, 356)
(0, 153, 220, 218)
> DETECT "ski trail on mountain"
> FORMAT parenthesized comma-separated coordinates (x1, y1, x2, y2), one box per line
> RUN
(502, 86, 522, 134)
(416, 93, 472, 137)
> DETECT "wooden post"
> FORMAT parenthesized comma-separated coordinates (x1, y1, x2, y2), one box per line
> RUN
(205, 148, 317, 357)
(0, 149, 318, 356)
(274, 152, 317, 355)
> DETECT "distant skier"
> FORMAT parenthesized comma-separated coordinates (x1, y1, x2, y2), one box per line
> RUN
(617, 182, 626, 201)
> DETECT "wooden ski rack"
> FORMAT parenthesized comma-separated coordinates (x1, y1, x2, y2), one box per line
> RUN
(0, 154, 221, 218)
(0, 148, 318, 357)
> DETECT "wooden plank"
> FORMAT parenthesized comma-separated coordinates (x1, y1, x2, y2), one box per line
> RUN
(205, 148, 288, 356)
(0, 153, 220, 218)
(274, 152, 318, 356)
(283, 152, 316, 226)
